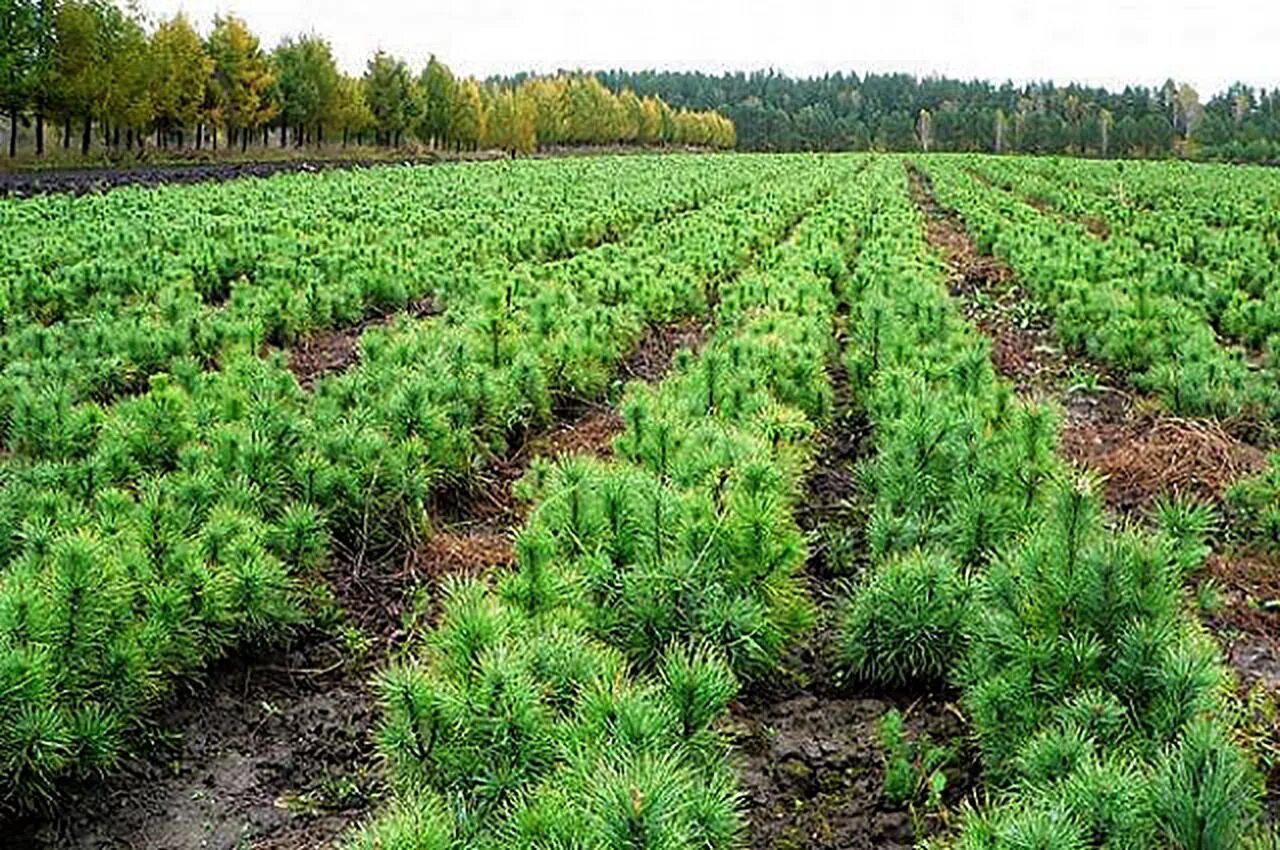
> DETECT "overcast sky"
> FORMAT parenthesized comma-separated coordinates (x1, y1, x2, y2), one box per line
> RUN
(140, 0, 1280, 97)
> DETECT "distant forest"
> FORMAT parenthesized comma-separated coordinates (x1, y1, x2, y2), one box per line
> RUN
(553, 70, 1280, 161)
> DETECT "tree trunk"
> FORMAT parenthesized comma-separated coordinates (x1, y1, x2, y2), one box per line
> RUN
(343, 128, 348, 148)
(280, 123, 287, 147)
(81, 114, 91, 155)
(62, 119, 71, 149)
(35, 112, 44, 155)
(7, 110, 16, 158)
(211, 125, 217, 151)
(242, 127, 249, 153)
(195, 123, 202, 150)
(177, 128, 184, 148)
(126, 128, 133, 150)
(317, 123, 323, 146)
(113, 126, 120, 149)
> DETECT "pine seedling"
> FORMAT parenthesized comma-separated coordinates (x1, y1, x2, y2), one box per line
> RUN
(660, 643, 738, 739)
(374, 661, 449, 787)
(1150, 495, 1218, 577)
(269, 503, 329, 573)
(343, 788, 458, 850)
(838, 549, 969, 686)
(430, 578, 509, 683)
(1151, 719, 1260, 850)
(1056, 754, 1152, 849)
(1015, 723, 1094, 788)
(592, 753, 699, 850)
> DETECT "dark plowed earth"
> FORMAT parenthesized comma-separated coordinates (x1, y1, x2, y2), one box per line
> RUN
(730, 359, 976, 850)
(731, 679, 968, 850)
(0, 145, 719, 198)
(1202, 550, 1280, 820)
(0, 158, 437, 198)
(284, 296, 443, 391)
(617, 318, 711, 383)
(1205, 553, 1280, 691)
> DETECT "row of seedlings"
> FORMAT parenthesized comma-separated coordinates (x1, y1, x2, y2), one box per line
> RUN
(0, 157, 838, 805)
(835, 160, 1267, 847)
(343, 159, 872, 848)
(0, 155, 773, 457)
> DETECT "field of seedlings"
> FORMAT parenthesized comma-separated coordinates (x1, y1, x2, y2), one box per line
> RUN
(3, 153, 1278, 850)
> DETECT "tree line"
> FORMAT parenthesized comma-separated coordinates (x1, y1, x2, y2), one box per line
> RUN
(583, 69, 1280, 162)
(0, 2, 735, 159)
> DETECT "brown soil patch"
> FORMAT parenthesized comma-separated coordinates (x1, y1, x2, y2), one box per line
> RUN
(408, 528, 515, 582)
(1061, 405, 1268, 515)
(730, 683, 969, 850)
(1081, 215, 1111, 239)
(618, 318, 710, 382)
(287, 328, 362, 391)
(908, 163, 1069, 396)
(527, 407, 624, 461)
(1202, 551, 1280, 817)
(286, 295, 442, 390)
(1205, 552, 1280, 686)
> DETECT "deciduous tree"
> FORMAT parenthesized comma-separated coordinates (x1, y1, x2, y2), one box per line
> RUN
(416, 53, 453, 148)
(149, 13, 211, 146)
(207, 15, 277, 151)
(361, 49, 414, 145)
(0, 0, 38, 156)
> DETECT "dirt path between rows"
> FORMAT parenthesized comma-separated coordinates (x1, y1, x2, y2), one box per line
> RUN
(907, 162, 1267, 516)
(728, 356, 978, 849)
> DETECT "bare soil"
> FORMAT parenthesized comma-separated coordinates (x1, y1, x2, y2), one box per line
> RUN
(730, 356, 978, 850)
(730, 675, 970, 850)
(284, 296, 442, 391)
(1060, 404, 1268, 515)
(1204, 552, 1280, 691)
(617, 318, 711, 383)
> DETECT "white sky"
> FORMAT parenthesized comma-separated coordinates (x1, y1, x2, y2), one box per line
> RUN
(140, 0, 1280, 97)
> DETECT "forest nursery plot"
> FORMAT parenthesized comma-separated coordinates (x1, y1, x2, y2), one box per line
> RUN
(0, 152, 841, 817)
(0, 153, 788, 453)
(3, 152, 1280, 849)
